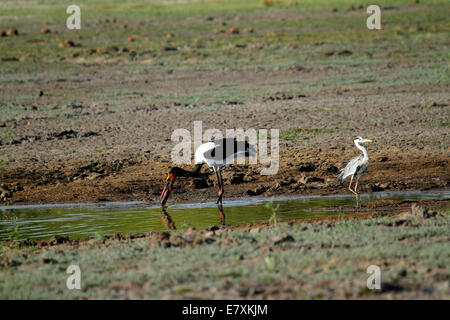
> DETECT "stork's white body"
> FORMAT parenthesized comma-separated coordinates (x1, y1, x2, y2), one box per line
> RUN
(194, 138, 255, 171)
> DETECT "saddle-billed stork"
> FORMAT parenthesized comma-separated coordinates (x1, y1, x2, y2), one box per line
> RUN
(160, 137, 256, 207)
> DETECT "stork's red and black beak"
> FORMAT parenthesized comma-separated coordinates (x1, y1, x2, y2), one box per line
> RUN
(160, 173, 175, 206)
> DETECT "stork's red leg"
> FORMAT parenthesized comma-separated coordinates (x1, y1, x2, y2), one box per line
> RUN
(215, 168, 224, 205)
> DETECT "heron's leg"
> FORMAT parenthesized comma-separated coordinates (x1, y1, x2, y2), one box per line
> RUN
(354, 180, 359, 195)
(215, 168, 224, 205)
(348, 175, 357, 195)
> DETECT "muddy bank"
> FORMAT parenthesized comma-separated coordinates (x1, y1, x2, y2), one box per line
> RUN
(0, 150, 448, 206)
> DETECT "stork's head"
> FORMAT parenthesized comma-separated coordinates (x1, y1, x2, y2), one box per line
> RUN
(355, 136, 372, 144)
(160, 167, 185, 206)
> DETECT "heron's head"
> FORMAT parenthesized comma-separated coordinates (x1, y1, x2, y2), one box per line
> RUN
(355, 136, 372, 144)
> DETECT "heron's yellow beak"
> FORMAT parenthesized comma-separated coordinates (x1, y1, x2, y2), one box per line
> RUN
(363, 139, 372, 143)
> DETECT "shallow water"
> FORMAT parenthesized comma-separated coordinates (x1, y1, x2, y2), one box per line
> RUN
(0, 190, 449, 241)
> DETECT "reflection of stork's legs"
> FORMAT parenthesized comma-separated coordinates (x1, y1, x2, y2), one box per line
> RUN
(160, 207, 176, 230)
(217, 203, 225, 225)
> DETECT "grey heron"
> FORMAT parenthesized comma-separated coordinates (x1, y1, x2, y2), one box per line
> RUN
(160, 137, 256, 208)
(338, 136, 373, 203)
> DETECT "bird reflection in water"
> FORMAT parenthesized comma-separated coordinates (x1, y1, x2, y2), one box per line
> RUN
(160, 207, 176, 230)
(159, 205, 226, 231)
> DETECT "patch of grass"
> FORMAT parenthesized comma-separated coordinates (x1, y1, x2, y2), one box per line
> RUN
(264, 256, 277, 272)
(440, 136, 448, 150)
(94, 232, 106, 241)
(6, 219, 20, 244)
(94, 146, 113, 153)
(264, 197, 280, 226)
(4, 129, 15, 145)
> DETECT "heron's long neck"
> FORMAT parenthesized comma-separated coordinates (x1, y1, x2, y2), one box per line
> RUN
(355, 141, 369, 160)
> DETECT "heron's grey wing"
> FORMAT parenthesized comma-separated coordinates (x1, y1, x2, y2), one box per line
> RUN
(338, 155, 362, 183)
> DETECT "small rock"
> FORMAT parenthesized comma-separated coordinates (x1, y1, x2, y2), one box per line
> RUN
(0, 186, 12, 201)
(49, 235, 69, 245)
(299, 175, 324, 185)
(164, 47, 177, 51)
(40, 27, 51, 34)
(411, 203, 438, 219)
(204, 231, 215, 238)
(269, 182, 281, 191)
(42, 258, 58, 264)
(174, 235, 192, 245)
(371, 183, 390, 192)
(226, 27, 239, 34)
(58, 40, 75, 48)
(247, 185, 268, 196)
(411, 203, 426, 217)
(6, 28, 18, 36)
(204, 237, 216, 244)
(152, 231, 170, 242)
(230, 173, 245, 185)
(272, 234, 295, 245)
(338, 49, 353, 56)
(298, 163, 316, 172)
(1, 57, 19, 62)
